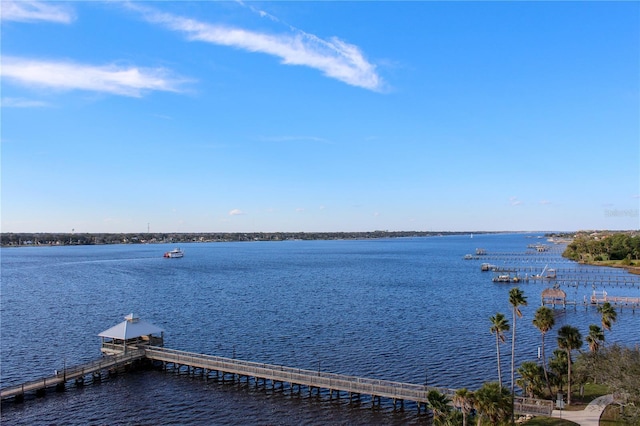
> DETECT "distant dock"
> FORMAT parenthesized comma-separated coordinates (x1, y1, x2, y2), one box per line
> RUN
(541, 289, 640, 312)
(468, 243, 640, 290)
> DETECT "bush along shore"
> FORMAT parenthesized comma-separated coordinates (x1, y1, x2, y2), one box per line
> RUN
(562, 231, 640, 275)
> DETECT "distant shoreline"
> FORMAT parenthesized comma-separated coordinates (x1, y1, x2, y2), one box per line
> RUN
(1, 230, 513, 247)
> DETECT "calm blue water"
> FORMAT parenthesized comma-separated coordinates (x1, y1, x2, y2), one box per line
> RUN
(2, 234, 639, 425)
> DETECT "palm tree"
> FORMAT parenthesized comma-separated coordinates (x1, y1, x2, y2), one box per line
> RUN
(427, 389, 451, 425)
(453, 388, 475, 426)
(586, 324, 605, 353)
(489, 312, 510, 388)
(557, 325, 583, 405)
(516, 361, 545, 398)
(508, 287, 527, 396)
(474, 382, 512, 425)
(532, 306, 555, 397)
(548, 349, 568, 393)
(597, 302, 617, 335)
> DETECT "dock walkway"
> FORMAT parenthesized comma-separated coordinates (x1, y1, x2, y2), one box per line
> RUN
(2, 346, 553, 416)
(145, 347, 552, 415)
(0, 350, 145, 401)
(146, 346, 445, 408)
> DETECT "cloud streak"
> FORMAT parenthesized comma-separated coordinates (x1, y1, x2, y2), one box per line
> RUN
(1, 0, 75, 23)
(129, 4, 384, 91)
(1, 56, 189, 97)
(1, 97, 50, 108)
(509, 196, 523, 206)
(259, 135, 332, 145)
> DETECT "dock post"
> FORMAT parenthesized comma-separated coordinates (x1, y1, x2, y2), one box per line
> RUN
(371, 395, 380, 409)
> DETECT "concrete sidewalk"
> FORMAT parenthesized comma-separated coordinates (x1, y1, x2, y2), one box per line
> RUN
(551, 394, 614, 425)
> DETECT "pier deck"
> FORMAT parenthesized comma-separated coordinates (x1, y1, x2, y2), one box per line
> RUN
(0, 350, 145, 401)
(542, 296, 640, 310)
(146, 346, 442, 406)
(145, 347, 553, 416)
(2, 346, 553, 416)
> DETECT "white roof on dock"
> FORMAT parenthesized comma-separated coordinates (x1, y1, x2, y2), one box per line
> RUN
(98, 313, 163, 339)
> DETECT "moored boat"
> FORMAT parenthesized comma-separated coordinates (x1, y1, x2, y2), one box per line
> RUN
(481, 263, 497, 272)
(492, 274, 522, 283)
(164, 248, 184, 258)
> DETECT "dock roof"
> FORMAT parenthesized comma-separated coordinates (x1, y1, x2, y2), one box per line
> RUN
(98, 313, 163, 340)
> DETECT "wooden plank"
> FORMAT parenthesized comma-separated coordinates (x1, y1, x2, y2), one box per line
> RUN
(145, 347, 550, 415)
(2, 346, 554, 417)
(1, 350, 145, 400)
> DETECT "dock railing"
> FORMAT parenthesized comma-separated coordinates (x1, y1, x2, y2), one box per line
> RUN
(0, 350, 145, 400)
(2, 346, 554, 417)
(144, 347, 552, 415)
(144, 346, 452, 402)
(514, 396, 554, 416)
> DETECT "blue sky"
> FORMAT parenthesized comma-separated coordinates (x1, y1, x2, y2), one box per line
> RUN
(1, 1, 638, 233)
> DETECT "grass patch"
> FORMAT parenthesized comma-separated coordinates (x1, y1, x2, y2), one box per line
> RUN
(521, 417, 578, 425)
(559, 383, 609, 410)
(586, 260, 640, 274)
(600, 404, 640, 425)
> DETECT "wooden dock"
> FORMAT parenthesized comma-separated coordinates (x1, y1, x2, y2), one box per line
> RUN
(1, 346, 553, 416)
(541, 289, 640, 311)
(589, 292, 640, 309)
(146, 346, 444, 411)
(486, 266, 640, 289)
(0, 350, 145, 401)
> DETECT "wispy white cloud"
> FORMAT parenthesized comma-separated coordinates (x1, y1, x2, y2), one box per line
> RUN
(1, 97, 50, 108)
(238, 1, 282, 25)
(128, 3, 384, 91)
(539, 200, 552, 205)
(1, 56, 190, 97)
(229, 209, 245, 216)
(259, 135, 332, 144)
(1, 0, 75, 24)
(509, 196, 523, 206)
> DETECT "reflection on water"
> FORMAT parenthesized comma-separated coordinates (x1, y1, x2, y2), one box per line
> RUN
(2, 234, 639, 424)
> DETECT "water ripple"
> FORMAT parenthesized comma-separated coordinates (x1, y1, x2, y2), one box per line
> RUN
(2, 235, 639, 424)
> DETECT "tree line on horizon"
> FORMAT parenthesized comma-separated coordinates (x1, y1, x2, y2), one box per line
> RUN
(1, 231, 496, 246)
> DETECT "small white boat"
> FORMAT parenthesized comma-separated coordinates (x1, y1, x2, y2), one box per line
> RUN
(492, 274, 521, 283)
(164, 248, 184, 258)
